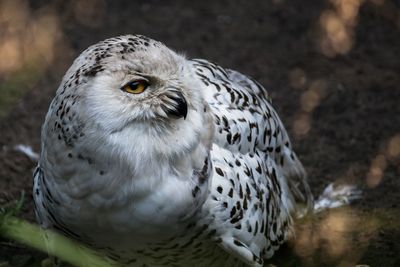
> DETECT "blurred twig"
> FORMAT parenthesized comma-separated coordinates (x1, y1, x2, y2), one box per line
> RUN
(0, 216, 119, 267)
(0, 195, 119, 267)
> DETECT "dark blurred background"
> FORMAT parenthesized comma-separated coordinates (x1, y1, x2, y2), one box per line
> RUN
(1, 0, 399, 266)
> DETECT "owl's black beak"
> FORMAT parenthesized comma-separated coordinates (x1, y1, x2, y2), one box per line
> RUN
(166, 91, 188, 119)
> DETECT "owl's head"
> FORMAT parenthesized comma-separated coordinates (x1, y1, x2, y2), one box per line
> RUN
(49, 35, 212, 165)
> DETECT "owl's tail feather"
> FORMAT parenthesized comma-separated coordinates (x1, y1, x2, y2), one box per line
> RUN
(313, 183, 362, 213)
(284, 152, 361, 217)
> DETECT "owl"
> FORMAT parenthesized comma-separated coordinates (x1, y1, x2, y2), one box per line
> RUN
(33, 35, 313, 267)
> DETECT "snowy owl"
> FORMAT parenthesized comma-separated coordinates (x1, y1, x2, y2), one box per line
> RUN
(33, 35, 313, 267)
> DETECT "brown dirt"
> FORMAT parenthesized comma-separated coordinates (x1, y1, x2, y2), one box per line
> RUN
(1, 0, 399, 266)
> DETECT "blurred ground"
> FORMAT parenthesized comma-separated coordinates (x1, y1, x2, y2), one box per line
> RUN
(0, 0, 400, 266)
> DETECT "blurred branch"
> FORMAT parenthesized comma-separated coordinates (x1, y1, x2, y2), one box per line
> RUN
(0, 215, 119, 267)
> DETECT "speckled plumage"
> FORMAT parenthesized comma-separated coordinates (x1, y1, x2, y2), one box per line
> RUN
(34, 35, 313, 267)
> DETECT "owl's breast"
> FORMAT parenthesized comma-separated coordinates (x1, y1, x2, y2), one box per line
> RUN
(36, 152, 211, 250)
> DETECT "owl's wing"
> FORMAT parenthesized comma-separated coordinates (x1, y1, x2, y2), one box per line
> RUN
(191, 59, 313, 264)
(224, 68, 313, 216)
(204, 145, 295, 266)
(191, 58, 313, 214)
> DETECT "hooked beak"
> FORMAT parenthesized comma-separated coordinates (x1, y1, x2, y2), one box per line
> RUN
(165, 91, 188, 119)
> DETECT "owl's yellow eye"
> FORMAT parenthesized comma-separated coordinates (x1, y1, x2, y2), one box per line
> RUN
(121, 80, 148, 94)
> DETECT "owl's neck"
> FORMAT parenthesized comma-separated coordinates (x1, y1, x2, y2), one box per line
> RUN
(91, 117, 213, 225)
(95, 105, 214, 193)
